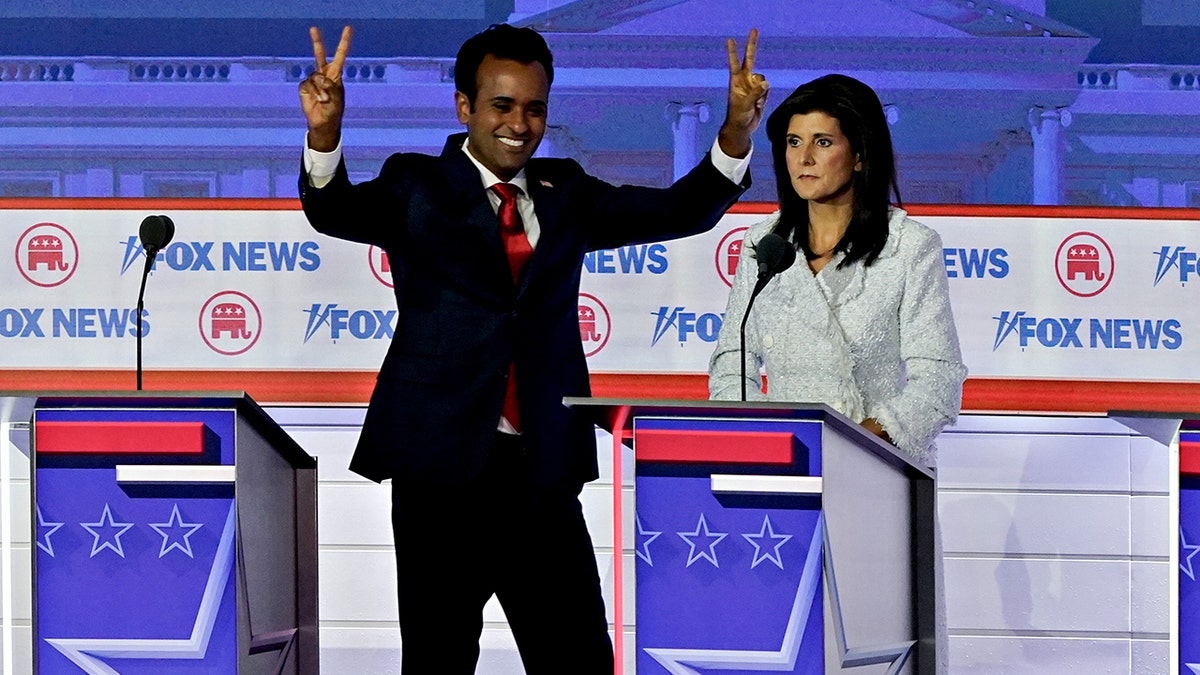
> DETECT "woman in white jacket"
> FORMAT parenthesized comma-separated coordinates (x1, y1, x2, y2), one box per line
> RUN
(709, 73, 964, 674)
(708, 74, 966, 465)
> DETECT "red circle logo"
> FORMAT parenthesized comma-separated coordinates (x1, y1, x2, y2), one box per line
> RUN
(369, 245, 393, 288)
(16, 223, 78, 288)
(578, 293, 611, 358)
(1055, 232, 1113, 297)
(714, 226, 749, 287)
(198, 291, 262, 355)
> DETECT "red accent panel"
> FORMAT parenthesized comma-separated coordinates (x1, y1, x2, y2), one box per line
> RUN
(634, 428, 794, 464)
(36, 421, 207, 455)
(0, 197, 300, 211)
(729, 201, 1200, 221)
(1182, 441, 1200, 476)
(6, 371, 1200, 414)
(961, 378, 1200, 414)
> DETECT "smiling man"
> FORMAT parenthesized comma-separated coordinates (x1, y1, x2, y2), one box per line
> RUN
(298, 23, 768, 674)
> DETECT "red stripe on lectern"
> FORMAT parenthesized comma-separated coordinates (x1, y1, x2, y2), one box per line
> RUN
(1181, 441, 1200, 476)
(633, 429, 794, 464)
(36, 421, 207, 455)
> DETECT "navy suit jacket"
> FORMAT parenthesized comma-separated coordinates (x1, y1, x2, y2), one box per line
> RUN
(300, 133, 747, 489)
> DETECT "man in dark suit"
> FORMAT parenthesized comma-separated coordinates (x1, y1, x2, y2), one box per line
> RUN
(298, 23, 768, 674)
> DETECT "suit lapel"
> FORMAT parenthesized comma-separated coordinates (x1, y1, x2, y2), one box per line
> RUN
(437, 135, 513, 288)
(521, 162, 564, 294)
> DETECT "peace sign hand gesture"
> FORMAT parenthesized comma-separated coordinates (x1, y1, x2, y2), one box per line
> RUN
(298, 26, 352, 152)
(718, 28, 770, 159)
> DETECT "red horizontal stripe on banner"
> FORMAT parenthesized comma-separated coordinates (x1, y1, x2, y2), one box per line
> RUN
(633, 429, 794, 464)
(0, 197, 301, 211)
(36, 421, 207, 455)
(961, 378, 1200, 415)
(727, 202, 1200, 220)
(1182, 441, 1200, 476)
(1, 198, 1194, 220)
(5, 371, 1200, 416)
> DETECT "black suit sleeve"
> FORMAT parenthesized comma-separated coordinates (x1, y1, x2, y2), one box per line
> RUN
(576, 153, 748, 252)
(298, 153, 414, 248)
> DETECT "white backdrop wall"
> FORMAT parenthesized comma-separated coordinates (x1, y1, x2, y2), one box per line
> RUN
(2, 202, 1199, 389)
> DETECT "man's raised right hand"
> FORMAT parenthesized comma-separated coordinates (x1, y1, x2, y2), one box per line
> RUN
(299, 26, 352, 152)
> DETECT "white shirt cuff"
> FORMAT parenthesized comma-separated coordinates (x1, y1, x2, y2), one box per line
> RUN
(303, 133, 343, 189)
(709, 138, 752, 185)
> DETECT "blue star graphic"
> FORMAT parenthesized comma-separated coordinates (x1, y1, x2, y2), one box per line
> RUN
(36, 505, 64, 557)
(149, 503, 204, 558)
(80, 503, 134, 559)
(742, 514, 792, 570)
(1187, 663, 1200, 674)
(645, 513, 823, 673)
(1182, 526, 1200, 581)
(45, 504, 237, 673)
(635, 514, 662, 565)
(677, 513, 727, 568)
(647, 513, 915, 674)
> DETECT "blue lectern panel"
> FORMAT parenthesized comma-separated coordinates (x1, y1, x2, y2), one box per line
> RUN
(34, 406, 239, 674)
(1181, 430, 1200, 669)
(635, 416, 824, 674)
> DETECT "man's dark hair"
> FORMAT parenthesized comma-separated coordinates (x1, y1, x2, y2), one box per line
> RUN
(765, 74, 901, 269)
(454, 24, 554, 108)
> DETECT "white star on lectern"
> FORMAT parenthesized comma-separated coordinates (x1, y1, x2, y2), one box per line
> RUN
(635, 514, 662, 565)
(36, 505, 64, 557)
(1186, 663, 1200, 674)
(45, 504, 237, 674)
(149, 504, 204, 558)
(678, 513, 727, 568)
(1182, 526, 1200, 581)
(645, 513, 823, 674)
(743, 514, 792, 570)
(647, 512, 915, 675)
(80, 504, 134, 558)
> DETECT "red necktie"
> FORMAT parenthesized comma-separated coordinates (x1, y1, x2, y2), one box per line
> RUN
(492, 183, 533, 283)
(491, 182, 532, 430)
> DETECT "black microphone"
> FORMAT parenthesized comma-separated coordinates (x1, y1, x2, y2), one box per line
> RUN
(139, 214, 176, 256)
(739, 233, 797, 400)
(754, 232, 795, 280)
(136, 215, 175, 391)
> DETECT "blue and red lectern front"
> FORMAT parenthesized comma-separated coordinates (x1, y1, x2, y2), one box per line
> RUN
(24, 392, 317, 674)
(568, 399, 936, 675)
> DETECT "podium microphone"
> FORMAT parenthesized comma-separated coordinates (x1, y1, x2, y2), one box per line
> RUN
(135, 215, 175, 391)
(739, 233, 797, 401)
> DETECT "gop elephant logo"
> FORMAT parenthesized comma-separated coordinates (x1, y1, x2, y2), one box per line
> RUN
(714, 226, 749, 288)
(369, 245, 393, 288)
(16, 223, 78, 287)
(578, 293, 611, 358)
(199, 291, 262, 355)
(1055, 232, 1114, 297)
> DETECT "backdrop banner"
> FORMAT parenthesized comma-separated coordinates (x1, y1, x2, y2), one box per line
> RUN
(2, 201, 1198, 382)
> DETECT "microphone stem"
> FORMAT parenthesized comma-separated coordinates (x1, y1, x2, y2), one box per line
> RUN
(739, 274, 771, 401)
(136, 251, 154, 391)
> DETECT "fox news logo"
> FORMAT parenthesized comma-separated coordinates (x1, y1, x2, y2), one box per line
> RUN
(943, 248, 1009, 279)
(651, 306, 723, 346)
(1152, 246, 1200, 286)
(583, 244, 668, 275)
(199, 291, 261, 356)
(0, 307, 146, 338)
(992, 310, 1181, 351)
(120, 238, 320, 275)
(17, 223, 78, 287)
(303, 304, 396, 342)
(578, 293, 611, 357)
